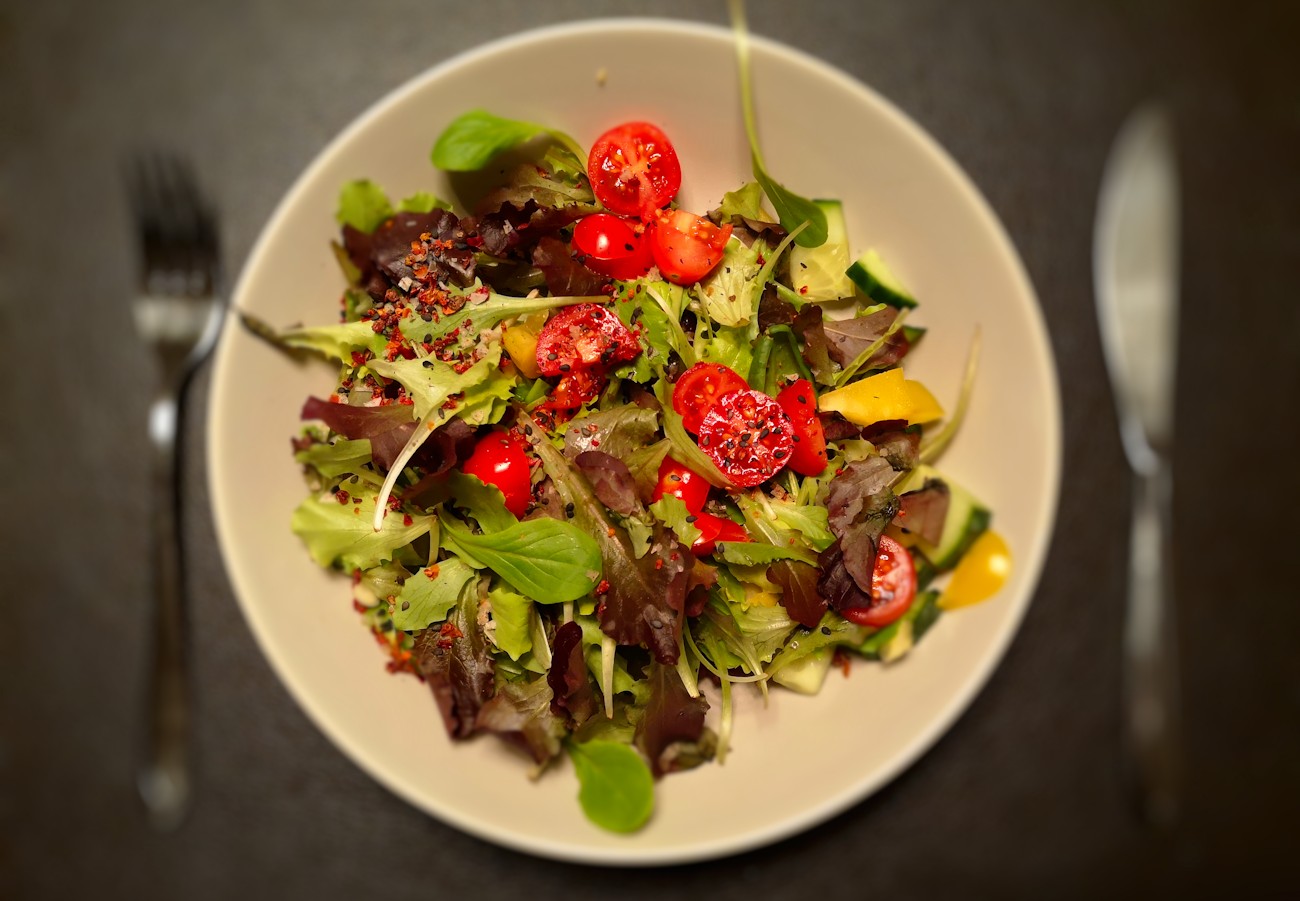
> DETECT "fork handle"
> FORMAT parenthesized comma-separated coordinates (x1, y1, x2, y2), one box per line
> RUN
(138, 389, 192, 830)
(1123, 464, 1180, 826)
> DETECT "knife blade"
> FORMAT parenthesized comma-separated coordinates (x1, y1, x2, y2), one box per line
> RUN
(1093, 104, 1181, 826)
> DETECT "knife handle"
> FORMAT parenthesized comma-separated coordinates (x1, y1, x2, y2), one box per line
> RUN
(1124, 464, 1181, 826)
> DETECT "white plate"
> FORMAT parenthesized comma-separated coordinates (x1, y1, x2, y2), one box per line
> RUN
(209, 18, 1060, 865)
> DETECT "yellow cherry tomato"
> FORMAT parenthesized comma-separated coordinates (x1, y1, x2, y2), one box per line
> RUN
(939, 530, 1012, 610)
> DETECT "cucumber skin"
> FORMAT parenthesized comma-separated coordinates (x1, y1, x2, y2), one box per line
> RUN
(846, 259, 919, 309)
(928, 505, 992, 571)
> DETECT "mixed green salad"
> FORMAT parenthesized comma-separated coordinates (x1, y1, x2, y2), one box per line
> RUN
(260, 17, 1010, 834)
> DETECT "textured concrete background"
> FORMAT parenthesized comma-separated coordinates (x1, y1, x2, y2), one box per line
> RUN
(2, 1, 1298, 897)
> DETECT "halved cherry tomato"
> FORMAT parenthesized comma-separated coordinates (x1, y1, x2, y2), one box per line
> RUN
(672, 362, 748, 434)
(542, 369, 605, 411)
(534, 303, 641, 378)
(841, 535, 917, 627)
(650, 458, 710, 514)
(571, 213, 654, 280)
(461, 430, 532, 517)
(696, 388, 795, 488)
(776, 379, 829, 476)
(690, 512, 750, 557)
(649, 209, 732, 285)
(587, 121, 682, 218)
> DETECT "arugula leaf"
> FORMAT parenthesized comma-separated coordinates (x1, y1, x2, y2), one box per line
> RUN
(431, 109, 585, 172)
(291, 490, 433, 572)
(336, 178, 393, 233)
(488, 584, 533, 661)
(728, 0, 827, 247)
(392, 557, 477, 631)
(396, 191, 447, 213)
(567, 740, 654, 833)
(439, 515, 601, 603)
(610, 282, 694, 378)
(767, 611, 868, 677)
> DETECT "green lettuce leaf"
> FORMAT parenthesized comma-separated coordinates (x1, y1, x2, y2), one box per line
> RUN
(367, 344, 501, 421)
(716, 181, 770, 223)
(713, 541, 818, 568)
(488, 584, 533, 661)
(291, 489, 433, 572)
(648, 495, 702, 548)
(336, 179, 393, 233)
(278, 319, 387, 363)
(294, 438, 380, 485)
(695, 238, 764, 329)
(392, 557, 477, 631)
(396, 191, 447, 213)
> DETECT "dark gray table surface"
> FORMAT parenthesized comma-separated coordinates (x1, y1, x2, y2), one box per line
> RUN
(4, 1, 1298, 897)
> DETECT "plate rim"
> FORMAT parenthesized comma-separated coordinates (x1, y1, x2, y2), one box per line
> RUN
(207, 15, 1063, 866)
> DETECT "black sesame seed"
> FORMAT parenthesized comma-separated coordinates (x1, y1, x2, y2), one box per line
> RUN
(820, 626, 832, 635)
(547, 352, 558, 360)
(559, 363, 571, 372)
(402, 601, 411, 611)
(773, 449, 788, 459)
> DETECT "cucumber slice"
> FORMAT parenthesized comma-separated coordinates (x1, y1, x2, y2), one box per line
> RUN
(770, 647, 833, 694)
(898, 464, 991, 571)
(847, 248, 918, 309)
(789, 200, 854, 301)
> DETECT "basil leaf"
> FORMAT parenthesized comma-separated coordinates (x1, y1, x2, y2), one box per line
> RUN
(439, 515, 601, 603)
(432, 109, 585, 172)
(567, 740, 654, 834)
(335, 178, 393, 233)
(728, 1, 827, 247)
(392, 557, 477, 631)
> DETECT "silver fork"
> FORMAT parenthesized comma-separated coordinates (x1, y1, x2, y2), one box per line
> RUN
(127, 153, 223, 831)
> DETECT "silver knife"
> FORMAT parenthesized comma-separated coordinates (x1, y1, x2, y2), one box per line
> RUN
(1093, 104, 1181, 826)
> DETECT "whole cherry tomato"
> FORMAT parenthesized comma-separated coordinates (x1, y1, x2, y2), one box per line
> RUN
(776, 379, 829, 476)
(571, 213, 654, 280)
(650, 458, 711, 514)
(648, 209, 732, 285)
(671, 362, 749, 434)
(840, 535, 918, 628)
(460, 430, 531, 517)
(696, 388, 795, 488)
(587, 121, 682, 218)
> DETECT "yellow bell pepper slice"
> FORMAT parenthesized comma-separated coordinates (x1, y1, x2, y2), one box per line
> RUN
(939, 530, 1012, 610)
(501, 312, 546, 379)
(817, 367, 945, 427)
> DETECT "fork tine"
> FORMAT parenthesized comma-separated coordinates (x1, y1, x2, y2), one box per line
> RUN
(128, 150, 220, 296)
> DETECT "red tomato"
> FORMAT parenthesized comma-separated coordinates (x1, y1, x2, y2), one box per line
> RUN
(690, 512, 750, 557)
(587, 121, 682, 218)
(841, 535, 917, 628)
(571, 213, 654, 280)
(671, 362, 749, 434)
(650, 458, 711, 514)
(534, 303, 641, 378)
(696, 388, 795, 488)
(649, 209, 732, 285)
(461, 431, 531, 517)
(776, 379, 829, 476)
(542, 370, 605, 411)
